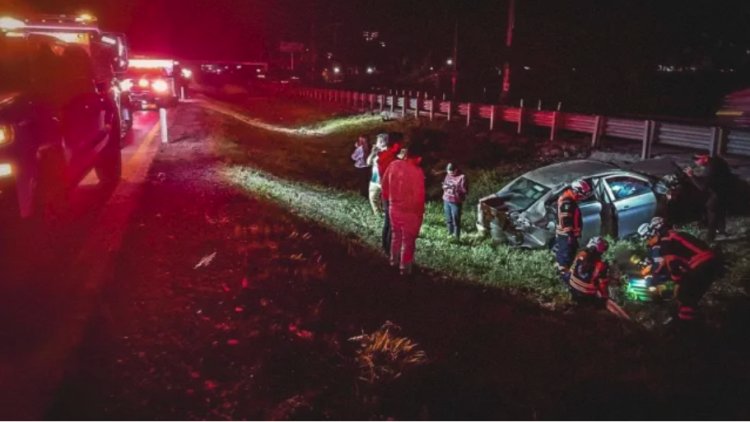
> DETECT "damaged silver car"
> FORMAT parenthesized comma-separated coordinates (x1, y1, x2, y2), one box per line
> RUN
(477, 159, 672, 248)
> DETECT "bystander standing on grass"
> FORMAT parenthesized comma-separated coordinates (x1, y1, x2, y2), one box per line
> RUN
(381, 143, 426, 276)
(366, 134, 388, 215)
(377, 134, 403, 254)
(441, 163, 468, 241)
(351, 134, 371, 197)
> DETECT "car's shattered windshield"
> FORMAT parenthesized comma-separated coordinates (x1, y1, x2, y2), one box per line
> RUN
(501, 177, 549, 211)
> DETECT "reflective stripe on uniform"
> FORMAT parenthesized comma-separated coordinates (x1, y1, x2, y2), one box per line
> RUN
(569, 274, 597, 295)
(678, 306, 696, 320)
(689, 250, 715, 269)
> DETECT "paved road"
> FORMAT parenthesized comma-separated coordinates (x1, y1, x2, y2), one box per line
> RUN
(0, 110, 165, 419)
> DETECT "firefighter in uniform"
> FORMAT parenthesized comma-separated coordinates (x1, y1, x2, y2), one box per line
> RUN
(565, 236, 610, 307)
(638, 217, 719, 323)
(555, 179, 593, 279)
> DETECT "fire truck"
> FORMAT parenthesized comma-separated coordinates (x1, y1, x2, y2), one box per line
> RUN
(0, 14, 129, 222)
(121, 58, 181, 110)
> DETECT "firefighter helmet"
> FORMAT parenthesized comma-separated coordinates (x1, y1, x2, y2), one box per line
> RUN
(649, 216, 666, 233)
(571, 179, 593, 199)
(639, 217, 666, 240)
(587, 236, 609, 254)
(637, 223, 652, 239)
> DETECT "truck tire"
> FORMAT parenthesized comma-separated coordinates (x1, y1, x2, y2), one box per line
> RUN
(95, 118, 123, 186)
(33, 145, 69, 226)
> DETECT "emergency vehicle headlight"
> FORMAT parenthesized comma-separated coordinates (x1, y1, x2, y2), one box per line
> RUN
(119, 79, 133, 92)
(138, 78, 149, 88)
(0, 125, 13, 146)
(0, 163, 11, 178)
(151, 79, 169, 93)
(75, 13, 96, 23)
(0, 17, 25, 31)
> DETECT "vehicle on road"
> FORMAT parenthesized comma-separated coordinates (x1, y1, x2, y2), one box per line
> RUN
(0, 14, 128, 221)
(476, 159, 674, 248)
(120, 58, 180, 110)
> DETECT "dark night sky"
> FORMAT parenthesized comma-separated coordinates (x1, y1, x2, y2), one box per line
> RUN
(7, 0, 750, 63)
(7, 0, 750, 113)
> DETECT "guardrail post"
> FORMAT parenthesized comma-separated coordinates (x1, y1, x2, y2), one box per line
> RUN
(429, 97, 435, 121)
(710, 126, 727, 156)
(641, 120, 656, 160)
(489, 105, 496, 131)
(447, 101, 453, 121)
(591, 115, 603, 148)
(159, 108, 168, 144)
(517, 105, 524, 135)
(390, 95, 395, 114)
(466, 103, 472, 127)
(402, 95, 408, 118)
(415, 96, 422, 118)
(550, 111, 559, 141)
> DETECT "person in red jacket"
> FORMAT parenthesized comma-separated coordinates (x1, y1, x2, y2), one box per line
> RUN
(442, 163, 468, 240)
(381, 143, 425, 276)
(377, 134, 403, 254)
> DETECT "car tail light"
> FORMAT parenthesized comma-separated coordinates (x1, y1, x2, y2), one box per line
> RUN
(119, 79, 133, 92)
(138, 78, 149, 88)
(151, 79, 169, 93)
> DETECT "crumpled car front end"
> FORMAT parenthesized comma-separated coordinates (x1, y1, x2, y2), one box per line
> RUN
(477, 193, 554, 249)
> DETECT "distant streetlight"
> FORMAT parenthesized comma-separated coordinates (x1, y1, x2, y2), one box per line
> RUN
(333, 66, 341, 74)
(366, 66, 375, 74)
(446, 58, 454, 66)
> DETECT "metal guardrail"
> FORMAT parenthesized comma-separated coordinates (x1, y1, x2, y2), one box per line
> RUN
(290, 87, 750, 158)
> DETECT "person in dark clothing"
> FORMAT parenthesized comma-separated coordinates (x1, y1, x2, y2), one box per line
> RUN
(555, 179, 593, 279)
(441, 163, 468, 240)
(639, 217, 719, 324)
(564, 236, 610, 308)
(685, 153, 733, 242)
(377, 135, 402, 254)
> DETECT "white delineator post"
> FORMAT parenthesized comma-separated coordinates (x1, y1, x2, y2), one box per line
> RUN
(160, 108, 168, 144)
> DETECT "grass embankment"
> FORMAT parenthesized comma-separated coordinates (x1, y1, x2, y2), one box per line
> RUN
(205, 98, 566, 304)
(205, 97, 750, 312)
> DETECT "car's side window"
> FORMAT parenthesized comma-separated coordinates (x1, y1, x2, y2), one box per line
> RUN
(605, 177, 652, 201)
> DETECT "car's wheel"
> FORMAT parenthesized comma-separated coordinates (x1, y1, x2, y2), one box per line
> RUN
(95, 118, 123, 186)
